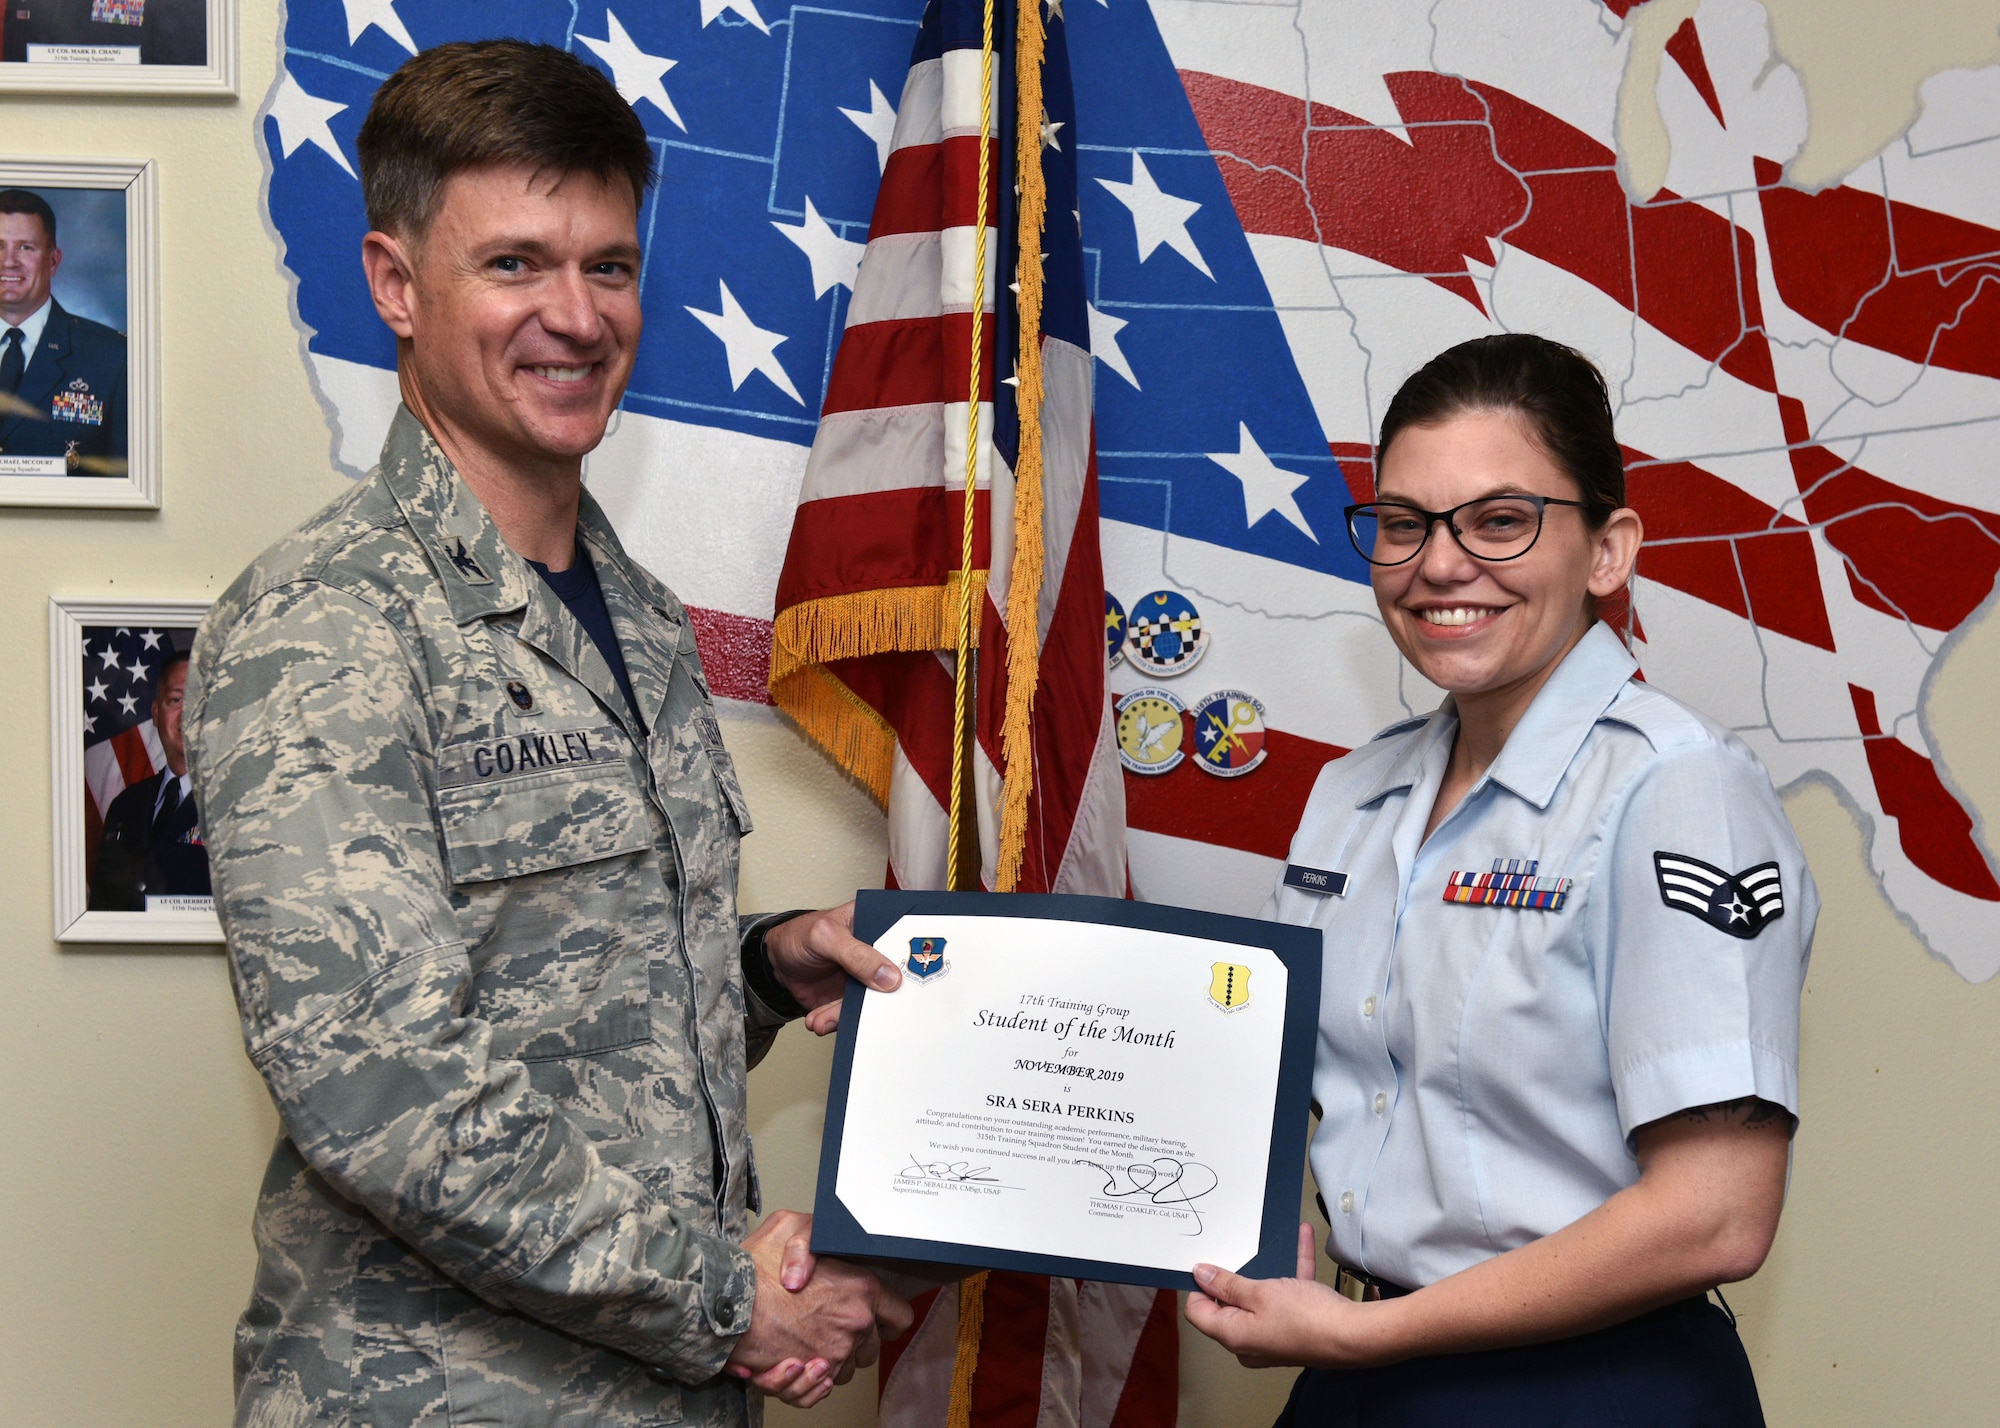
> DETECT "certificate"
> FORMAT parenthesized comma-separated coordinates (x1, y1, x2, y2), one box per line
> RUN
(810, 890, 1321, 1290)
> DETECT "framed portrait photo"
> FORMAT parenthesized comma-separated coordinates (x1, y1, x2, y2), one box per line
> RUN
(0, 158, 159, 508)
(51, 597, 218, 945)
(0, 0, 234, 96)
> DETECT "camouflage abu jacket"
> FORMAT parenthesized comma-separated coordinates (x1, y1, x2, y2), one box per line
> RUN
(188, 408, 795, 1428)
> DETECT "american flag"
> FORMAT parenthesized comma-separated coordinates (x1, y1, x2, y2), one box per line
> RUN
(80, 625, 191, 875)
(768, 0, 1173, 1419)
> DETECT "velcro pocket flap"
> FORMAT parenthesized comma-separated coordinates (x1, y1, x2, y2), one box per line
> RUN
(437, 725, 652, 885)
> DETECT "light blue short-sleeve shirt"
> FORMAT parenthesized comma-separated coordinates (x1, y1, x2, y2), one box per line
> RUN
(1267, 624, 1817, 1290)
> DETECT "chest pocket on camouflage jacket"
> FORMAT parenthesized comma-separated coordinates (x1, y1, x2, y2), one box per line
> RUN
(436, 722, 659, 1061)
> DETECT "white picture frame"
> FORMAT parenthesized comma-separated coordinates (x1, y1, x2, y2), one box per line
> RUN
(0, 0, 235, 97)
(50, 597, 220, 945)
(0, 157, 160, 508)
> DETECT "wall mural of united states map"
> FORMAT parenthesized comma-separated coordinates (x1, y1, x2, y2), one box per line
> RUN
(263, 0, 2000, 980)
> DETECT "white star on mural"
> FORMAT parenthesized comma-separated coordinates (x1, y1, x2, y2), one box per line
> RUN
(1097, 150, 1212, 278)
(117, 692, 139, 716)
(773, 198, 865, 298)
(140, 630, 162, 649)
(267, 72, 357, 178)
(1209, 423, 1316, 541)
(83, 715, 96, 735)
(1088, 303, 1139, 389)
(86, 678, 109, 703)
(97, 646, 120, 670)
(578, 11, 687, 132)
(341, 0, 416, 54)
(699, 0, 770, 33)
(840, 81, 898, 173)
(685, 282, 804, 403)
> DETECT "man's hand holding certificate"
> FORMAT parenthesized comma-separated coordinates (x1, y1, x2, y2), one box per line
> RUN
(813, 891, 1321, 1290)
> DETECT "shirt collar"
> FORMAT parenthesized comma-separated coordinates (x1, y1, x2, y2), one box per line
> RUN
(1352, 622, 1638, 810)
(4, 296, 53, 366)
(376, 405, 538, 626)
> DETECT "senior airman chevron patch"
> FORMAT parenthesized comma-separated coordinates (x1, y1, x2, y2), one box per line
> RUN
(1653, 853, 1784, 939)
(1443, 858, 1571, 911)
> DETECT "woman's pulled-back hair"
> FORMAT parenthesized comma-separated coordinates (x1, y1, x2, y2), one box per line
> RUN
(357, 40, 656, 241)
(1376, 334, 1626, 526)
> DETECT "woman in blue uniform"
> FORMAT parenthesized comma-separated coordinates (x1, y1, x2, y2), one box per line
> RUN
(1186, 335, 1816, 1425)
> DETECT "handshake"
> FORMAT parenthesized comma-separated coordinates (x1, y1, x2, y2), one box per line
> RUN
(723, 1208, 918, 1409)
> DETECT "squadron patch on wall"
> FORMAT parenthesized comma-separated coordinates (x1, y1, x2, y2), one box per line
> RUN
(1105, 592, 1127, 668)
(1124, 589, 1207, 677)
(1116, 686, 1186, 775)
(1654, 853, 1784, 938)
(1190, 689, 1267, 777)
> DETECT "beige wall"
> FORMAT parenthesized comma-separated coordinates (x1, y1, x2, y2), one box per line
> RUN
(2, 3, 1997, 1424)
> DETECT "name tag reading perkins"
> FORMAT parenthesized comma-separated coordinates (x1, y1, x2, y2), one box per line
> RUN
(1283, 864, 1348, 897)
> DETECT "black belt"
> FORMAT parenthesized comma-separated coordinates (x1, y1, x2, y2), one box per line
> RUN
(1331, 1261, 1414, 1302)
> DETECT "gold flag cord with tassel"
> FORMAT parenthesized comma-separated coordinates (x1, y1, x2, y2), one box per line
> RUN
(994, 0, 1050, 893)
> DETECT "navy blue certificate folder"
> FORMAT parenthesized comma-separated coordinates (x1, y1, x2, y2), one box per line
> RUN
(809, 889, 1323, 1291)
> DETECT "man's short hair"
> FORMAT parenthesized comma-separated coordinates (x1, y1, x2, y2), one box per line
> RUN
(356, 40, 655, 240)
(154, 649, 191, 695)
(0, 189, 57, 245)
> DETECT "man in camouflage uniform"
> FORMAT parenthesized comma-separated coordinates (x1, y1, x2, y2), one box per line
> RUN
(188, 40, 908, 1427)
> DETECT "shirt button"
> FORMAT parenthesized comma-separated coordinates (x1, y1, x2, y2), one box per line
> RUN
(1362, 996, 1376, 1018)
(1373, 1092, 1387, 1115)
(1338, 1190, 1355, 1215)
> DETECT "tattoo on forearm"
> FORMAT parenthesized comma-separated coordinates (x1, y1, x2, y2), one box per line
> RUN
(1665, 1096, 1794, 1133)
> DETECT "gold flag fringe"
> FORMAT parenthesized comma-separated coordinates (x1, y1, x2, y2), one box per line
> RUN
(993, 0, 1050, 892)
(945, 1271, 991, 1428)
(767, 573, 987, 805)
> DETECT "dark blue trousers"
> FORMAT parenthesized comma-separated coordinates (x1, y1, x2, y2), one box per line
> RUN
(1272, 1297, 1765, 1428)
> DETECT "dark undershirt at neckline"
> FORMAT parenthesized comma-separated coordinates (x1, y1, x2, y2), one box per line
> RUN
(526, 544, 644, 731)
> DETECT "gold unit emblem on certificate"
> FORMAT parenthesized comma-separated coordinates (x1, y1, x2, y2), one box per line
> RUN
(1207, 961, 1253, 1012)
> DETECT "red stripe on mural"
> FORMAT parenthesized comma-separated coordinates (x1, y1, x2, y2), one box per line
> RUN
(1776, 397, 2000, 632)
(1849, 685, 2000, 899)
(774, 487, 992, 608)
(1624, 445, 1836, 650)
(1665, 17, 1727, 128)
(1124, 725, 1347, 860)
(686, 606, 775, 705)
(1757, 155, 2000, 383)
(822, 313, 998, 415)
(1183, 69, 1775, 388)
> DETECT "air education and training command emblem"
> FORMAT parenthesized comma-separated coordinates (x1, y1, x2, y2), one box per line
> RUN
(906, 936, 949, 982)
(1125, 589, 1207, 677)
(1208, 962, 1253, 1012)
(1191, 689, 1268, 777)
(1105, 592, 1128, 668)
(1116, 686, 1186, 774)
